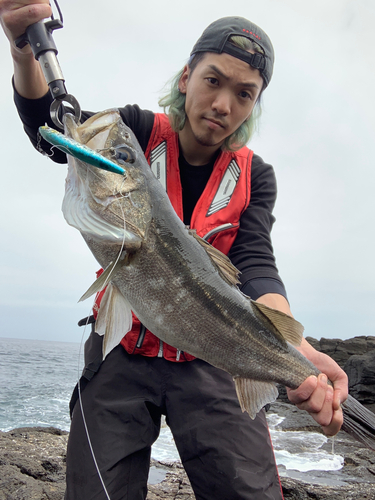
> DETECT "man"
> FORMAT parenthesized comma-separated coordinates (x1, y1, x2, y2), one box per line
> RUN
(0, 2, 348, 499)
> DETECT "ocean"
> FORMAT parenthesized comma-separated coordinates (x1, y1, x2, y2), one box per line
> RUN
(0, 337, 343, 475)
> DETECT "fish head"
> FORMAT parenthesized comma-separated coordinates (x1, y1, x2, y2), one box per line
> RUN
(62, 109, 152, 247)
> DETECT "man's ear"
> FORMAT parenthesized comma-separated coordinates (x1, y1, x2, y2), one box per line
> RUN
(178, 65, 190, 94)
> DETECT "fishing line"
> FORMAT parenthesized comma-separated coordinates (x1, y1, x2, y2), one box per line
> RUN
(59, 127, 131, 498)
(83, 166, 129, 289)
(78, 370, 111, 499)
(75, 305, 112, 500)
(36, 131, 58, 158)
(75, 165, 129, 499)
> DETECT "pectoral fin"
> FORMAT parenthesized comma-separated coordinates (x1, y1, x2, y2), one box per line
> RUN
(79, 252, 132, 302)
(95, 282, 133, 359)
(234, 377, 279, 419)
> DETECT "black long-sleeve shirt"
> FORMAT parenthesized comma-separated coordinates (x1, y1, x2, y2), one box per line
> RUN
(14, 89, 287, 300)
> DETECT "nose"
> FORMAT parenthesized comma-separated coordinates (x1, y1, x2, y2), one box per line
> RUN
(212, 91, 231, 116)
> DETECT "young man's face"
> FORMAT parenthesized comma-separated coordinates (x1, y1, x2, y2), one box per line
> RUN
(179, 52, 264, 151)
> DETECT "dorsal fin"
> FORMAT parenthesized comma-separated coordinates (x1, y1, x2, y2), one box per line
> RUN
(251, 300, 304, 346)
(188, 229, 240, 286)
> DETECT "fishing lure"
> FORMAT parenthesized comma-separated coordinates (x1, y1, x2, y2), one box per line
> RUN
(39, 125, 126, 176)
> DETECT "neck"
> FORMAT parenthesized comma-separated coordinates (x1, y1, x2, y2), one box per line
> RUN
(178, 122, 223, 166)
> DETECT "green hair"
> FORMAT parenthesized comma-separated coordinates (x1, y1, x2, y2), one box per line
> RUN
(158, 35, 265, 152)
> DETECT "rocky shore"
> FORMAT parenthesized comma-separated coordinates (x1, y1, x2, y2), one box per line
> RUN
(1, 336, 374, 500)
(1, 416, 375, 500)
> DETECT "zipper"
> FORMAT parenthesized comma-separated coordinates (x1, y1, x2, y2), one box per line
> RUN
(136, 323, 147, 348)
(135, 324, 164, 358)
(202, 223, 237, 241)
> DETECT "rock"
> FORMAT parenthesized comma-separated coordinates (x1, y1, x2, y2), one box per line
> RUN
(0, 427, 68, 500)
(305, 335, 375, 369)
(345, 350, 375, 405)
(269, 401, 321, 432)
(1, 424, 375, 500)
(147, 461, 195, 499)
(281, 477, 375, 500)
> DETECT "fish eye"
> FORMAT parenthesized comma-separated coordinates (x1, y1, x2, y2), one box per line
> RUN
(113, 145, 136, 164)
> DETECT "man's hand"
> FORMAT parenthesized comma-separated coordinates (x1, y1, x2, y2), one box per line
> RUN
(0, 0, 51, 98)
(0, 0, 51, 48)
(256, 294, 349, 436)
(286, 338, 348, 436)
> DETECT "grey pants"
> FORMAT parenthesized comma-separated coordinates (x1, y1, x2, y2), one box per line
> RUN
(65, 333, 283, 500)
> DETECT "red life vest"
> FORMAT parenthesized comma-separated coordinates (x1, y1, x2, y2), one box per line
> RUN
(94, 113, 254, 361)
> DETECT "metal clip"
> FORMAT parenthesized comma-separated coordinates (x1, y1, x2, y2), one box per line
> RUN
(50, 94, 81, 129)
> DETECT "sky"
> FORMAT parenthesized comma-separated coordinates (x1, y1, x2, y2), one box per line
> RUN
(0, 0, 374, 343)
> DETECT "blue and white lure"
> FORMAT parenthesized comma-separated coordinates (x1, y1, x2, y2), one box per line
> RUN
(39, 125, 126, 176)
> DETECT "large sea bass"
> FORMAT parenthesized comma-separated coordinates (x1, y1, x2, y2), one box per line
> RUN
(40, 109, 375, 449)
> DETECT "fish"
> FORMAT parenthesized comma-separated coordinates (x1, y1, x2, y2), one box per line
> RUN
(40, 109, 375, 450)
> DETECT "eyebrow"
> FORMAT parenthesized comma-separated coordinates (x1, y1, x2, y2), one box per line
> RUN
(207, 64, 260, 89)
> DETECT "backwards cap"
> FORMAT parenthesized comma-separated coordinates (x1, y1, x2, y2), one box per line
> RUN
(190, 17, 274, 87)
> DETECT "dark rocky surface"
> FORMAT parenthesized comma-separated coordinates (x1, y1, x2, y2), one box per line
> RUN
(1, 416, 375, 500)
(0, 427, 67, 500)
(345, 350, 375, 408)
(1, 335, 374, 499)
(305, 335, 375, 367)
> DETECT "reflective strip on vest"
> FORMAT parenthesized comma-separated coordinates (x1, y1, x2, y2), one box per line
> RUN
(207, 159, 241, 216)
(150, 141, 167, 191)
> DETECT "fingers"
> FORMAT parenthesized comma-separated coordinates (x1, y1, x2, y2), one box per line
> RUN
(308, 383, 335, 427)
(287, 375, 319, 406)
(295, 374, 329, 412)
(321, 405, 344, 437)
(287, 374, 344, 436)
(320, 386, 344, 437)
(0, 1, 52, 44)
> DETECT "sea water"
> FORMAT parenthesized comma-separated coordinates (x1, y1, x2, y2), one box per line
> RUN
(151, 414, 344, 473)
(0, 337, 343, 473)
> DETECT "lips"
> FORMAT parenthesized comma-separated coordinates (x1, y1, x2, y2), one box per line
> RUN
(203, 117, 226, 129)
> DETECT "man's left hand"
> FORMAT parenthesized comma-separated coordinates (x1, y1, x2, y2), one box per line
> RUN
(286, 338, 348, 436)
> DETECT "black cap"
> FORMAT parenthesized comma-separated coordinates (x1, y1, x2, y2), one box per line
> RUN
(190, 17, 274, 87)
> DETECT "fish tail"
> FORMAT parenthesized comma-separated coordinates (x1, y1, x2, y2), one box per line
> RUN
(341, 394, 375, 450)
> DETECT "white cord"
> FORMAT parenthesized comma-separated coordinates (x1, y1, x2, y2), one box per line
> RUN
(74, 168, 130, 499)
(76, 313, 112, 500)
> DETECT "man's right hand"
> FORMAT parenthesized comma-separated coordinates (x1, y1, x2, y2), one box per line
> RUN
(0, 0, 52, 49)
(0, 0, 51, 98)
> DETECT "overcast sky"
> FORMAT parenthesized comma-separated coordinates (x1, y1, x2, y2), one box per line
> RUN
(0, 0, 374, 344)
